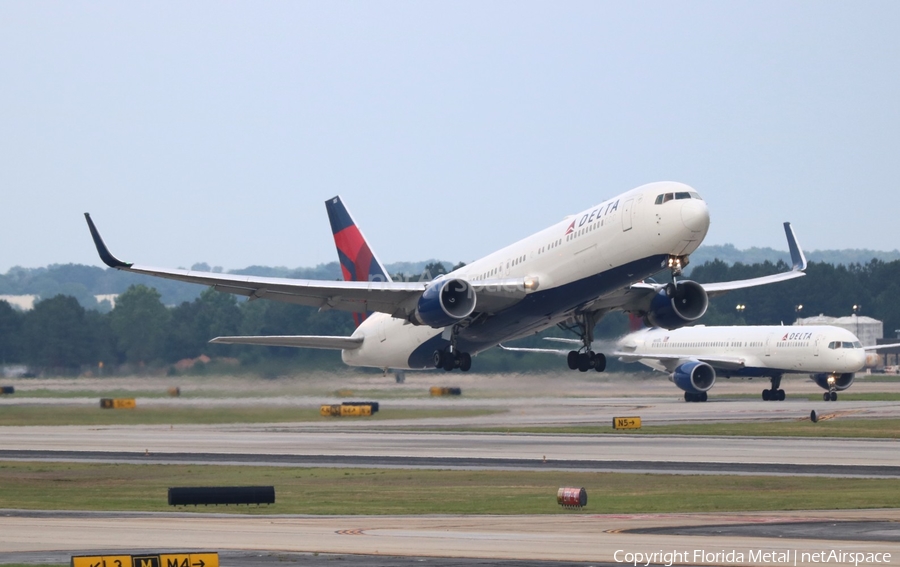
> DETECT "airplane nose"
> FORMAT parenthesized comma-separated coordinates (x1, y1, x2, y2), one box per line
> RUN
(681, 198, 710, 233)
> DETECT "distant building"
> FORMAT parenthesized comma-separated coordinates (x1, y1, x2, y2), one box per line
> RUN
(794, 314, 882, 347)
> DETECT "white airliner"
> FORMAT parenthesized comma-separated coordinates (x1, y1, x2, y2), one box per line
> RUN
(613, 324, 900, 402)
(84, 181, 806, 373)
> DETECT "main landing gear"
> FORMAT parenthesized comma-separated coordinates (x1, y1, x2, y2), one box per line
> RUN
(823, 391, 838, 401)
(761, 374, 786, 401)
(561, 312, 606, 373)
(432, 348, 471, 372)
(432, 325, 472, 372)
(684, 391, 708, 402)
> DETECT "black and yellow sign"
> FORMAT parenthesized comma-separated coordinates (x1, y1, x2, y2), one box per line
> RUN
(99, 398, 136, 409)
(612, 416, 641, 430)
(71, 552, 218, 567)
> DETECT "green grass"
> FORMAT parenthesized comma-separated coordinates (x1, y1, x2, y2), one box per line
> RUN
(0, 461, 898, 515)
(465, 418, 900, 438)
(0, 405, 498, 426)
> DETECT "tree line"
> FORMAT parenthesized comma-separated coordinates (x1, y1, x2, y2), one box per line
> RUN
(2, 258, 899, 374)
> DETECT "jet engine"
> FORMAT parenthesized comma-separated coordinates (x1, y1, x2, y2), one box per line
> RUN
(413, 278, 476, 328)
(670, 361, 716, 394)
(643, 280, 709, 330)
(812, 372, 854, 392)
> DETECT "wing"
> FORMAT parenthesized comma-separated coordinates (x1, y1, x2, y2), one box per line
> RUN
(210, 335, 363, 350)
(85, 214, 528, 319)
(864, 343, 900, 351)
(498, 344, 568, 356)
(613, 350, 748, 371)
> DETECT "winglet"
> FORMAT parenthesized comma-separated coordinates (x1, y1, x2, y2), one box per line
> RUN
(784, 222, 807, 271)
(84, 213, 132, 269)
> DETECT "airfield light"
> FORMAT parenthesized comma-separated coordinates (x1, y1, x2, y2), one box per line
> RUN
(735, 304, 746, 313)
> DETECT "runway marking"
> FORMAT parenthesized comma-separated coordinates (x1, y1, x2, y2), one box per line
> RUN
(336, 529, 367, 536)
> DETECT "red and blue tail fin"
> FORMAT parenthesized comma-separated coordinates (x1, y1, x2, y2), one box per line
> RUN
(325, 196, 392, 327)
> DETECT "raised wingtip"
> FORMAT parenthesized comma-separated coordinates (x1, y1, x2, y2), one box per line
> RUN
(84, 213, 132, 269)
(783, 222, 808, 272)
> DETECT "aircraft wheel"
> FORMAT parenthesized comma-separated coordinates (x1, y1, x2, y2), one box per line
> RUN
(443, 354, 456, 372)
(684, 392, 693, 402)
(567, 351, 579, 370)
(700, 391, 708, 402)
(777, 389, 785, 401)
(823, 392, 830, 401)
(830, 391, 838, 401)
(432, 350, 444, 369)
(459, 352, 472, 372)
(578, 353, 591, 372)
(762, 389, 770, 401)
(593, 353, 607, 372)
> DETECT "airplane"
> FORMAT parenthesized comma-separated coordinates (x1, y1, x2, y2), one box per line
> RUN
(612, 324, 900, 402)
(84, 181, 807, 374)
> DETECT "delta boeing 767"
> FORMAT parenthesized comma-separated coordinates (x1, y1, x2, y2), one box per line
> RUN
(85, 181, 806, 373)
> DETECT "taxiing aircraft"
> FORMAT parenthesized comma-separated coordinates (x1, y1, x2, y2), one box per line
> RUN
(85, 181, 806, 373)
(613, 324, 900, 402)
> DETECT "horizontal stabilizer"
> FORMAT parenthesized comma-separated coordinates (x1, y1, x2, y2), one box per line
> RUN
(209, 335, 363, 350)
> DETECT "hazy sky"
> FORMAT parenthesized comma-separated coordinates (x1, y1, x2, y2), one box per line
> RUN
(2, 2, 898, 273)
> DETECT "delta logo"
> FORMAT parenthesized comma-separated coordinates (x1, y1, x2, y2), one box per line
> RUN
(565, 221, 575, 235)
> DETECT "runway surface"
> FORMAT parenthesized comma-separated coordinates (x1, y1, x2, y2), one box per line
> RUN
(1, 424, 899, 473)
(1, 509, 899, 565)
(3, 448, 900, 478)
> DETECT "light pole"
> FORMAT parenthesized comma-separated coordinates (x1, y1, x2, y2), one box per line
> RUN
(852, 304, 861, 338)
(736, 304, 746, 322)
(795, 304, 803, 322)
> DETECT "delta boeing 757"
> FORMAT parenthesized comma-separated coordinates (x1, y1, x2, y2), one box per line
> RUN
(613, 324, 900, 402)
(85, 181, 806, 373)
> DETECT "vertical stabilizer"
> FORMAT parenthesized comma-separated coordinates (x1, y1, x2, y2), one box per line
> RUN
(325, 196, 392, 326)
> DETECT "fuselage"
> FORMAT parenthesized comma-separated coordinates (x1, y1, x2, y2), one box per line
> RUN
(618, 324, 868, 378)
(343, 181, 711, 370)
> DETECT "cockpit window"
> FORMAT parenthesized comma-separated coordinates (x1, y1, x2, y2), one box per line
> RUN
(828, 341, 840, 349)
(853, 341, 862, 348)
(656, 191, 703, 204)
(842, 341, 855, 349)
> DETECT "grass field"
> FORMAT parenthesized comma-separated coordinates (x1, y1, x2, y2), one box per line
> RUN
(468, 418, 900, 438)
(1, 460, 899, 515)
(0, 406, 498, 426)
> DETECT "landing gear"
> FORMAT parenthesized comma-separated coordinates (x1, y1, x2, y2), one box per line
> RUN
(567, 350, 606, 372)
(762, 375, 786, 401)
(432, 327, 472, 372)
(684, 391, 708, 402)
(560, 312, 606, 373)
(823, 391, 838, 401)
(762, 388, 785, 401)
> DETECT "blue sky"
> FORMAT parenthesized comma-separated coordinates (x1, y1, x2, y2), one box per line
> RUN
(1, 2, 898, 272)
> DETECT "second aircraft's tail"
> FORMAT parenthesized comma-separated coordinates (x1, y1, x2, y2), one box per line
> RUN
(325, 196, 392, 327)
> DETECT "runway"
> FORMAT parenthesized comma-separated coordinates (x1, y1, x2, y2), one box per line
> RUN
(1, 424, 899, 472)
(1, 509, 899, 565)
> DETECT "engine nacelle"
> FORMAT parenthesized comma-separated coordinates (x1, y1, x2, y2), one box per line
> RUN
(670, 361, 716, 394)
(413, 278, 476, 328)
(644, 280, 709, 330)
(812, 372, 855, 391)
